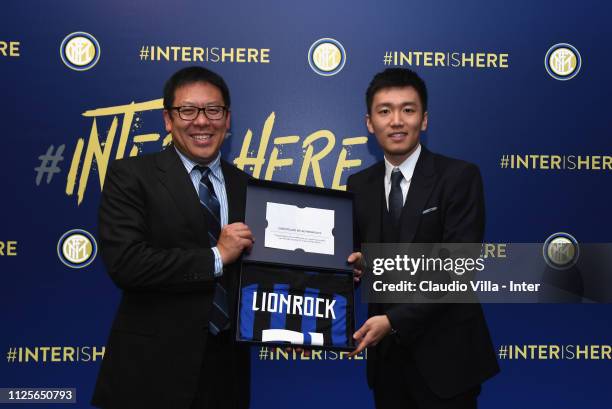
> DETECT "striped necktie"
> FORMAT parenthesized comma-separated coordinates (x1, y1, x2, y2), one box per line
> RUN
(196, 166, 229, 335)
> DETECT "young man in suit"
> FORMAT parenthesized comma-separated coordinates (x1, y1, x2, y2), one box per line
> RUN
(347, 68, 499, 408)
(92, 67, 253, 409)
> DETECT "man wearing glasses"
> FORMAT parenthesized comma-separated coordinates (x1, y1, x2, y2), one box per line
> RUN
(92, 66, 253, 409)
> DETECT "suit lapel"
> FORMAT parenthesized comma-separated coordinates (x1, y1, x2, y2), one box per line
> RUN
(399, 147, 436, 243)
(362, 163, 385, 318)
(362, 162, 385, 243)
(221, 160, 242, 224)
(155, 147, 209, 244)
(220, 160, 246, 321)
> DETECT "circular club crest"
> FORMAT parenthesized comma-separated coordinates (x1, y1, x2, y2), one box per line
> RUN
(57, 229, 98, 268)
(543, 232, 579, 270)
(308, 38, 346, 76)
(60, 32, 101, 71)
(545, 43, 581, 81)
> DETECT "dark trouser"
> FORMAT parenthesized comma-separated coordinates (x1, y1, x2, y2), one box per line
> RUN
(190, 330, 248, 409)
(372, 342, 480, 409)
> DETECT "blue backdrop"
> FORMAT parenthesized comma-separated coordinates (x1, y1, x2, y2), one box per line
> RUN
(2, 1, 611, 407)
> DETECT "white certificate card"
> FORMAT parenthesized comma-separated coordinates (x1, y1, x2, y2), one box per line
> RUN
(264, 202, 335, 255)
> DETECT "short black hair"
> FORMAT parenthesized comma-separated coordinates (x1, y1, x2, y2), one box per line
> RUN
(163, 66, 231, 109)
(365, 68, 428, 114)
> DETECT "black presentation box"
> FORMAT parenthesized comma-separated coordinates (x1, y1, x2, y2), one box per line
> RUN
(236, 179, 355, 350)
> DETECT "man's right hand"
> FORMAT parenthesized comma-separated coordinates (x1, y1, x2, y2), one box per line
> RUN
(217, 222, 254, 264)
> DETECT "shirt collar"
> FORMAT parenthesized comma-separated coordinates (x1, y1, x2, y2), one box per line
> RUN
(174, 146, 223, 181)
(384, 143, 421, 184)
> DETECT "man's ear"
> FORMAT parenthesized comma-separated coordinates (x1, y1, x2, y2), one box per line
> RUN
(163, 110, 173, 133)
(225, 110, 231, 134)
(421, 111, 428, 132)
(366, 114, 374, 134)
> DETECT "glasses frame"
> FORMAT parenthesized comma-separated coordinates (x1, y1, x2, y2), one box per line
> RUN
(170, 105, 229, 121)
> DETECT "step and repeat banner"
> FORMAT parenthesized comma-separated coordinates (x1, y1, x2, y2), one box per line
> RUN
(2, 1, 611, 407)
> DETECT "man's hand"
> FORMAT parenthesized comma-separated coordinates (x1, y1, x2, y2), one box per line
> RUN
(347, 252, 363, 283)
(217, 223, 254, 264)
(348, 315, 392, 357)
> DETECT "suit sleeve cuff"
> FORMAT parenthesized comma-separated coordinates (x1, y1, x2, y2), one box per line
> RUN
(385, 313, 398, 335)
(211, 247, 223, 277)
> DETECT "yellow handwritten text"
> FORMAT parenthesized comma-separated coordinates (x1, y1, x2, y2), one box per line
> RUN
(65, 101, 368, 205)
(66, 99, 166, 204)
(234, 112, 367, 190)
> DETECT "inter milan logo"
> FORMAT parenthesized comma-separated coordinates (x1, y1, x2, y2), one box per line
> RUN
(57, 229, 97, 268)
(543, 232, 579, 270)
(308, 38, 346, 76)
(545, 43, 581, 81)
(60, 32, 101, 71)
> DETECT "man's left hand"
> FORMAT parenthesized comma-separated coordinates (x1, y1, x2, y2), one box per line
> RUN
(348, 315, 392, 357)
(347, 252, 363, 283)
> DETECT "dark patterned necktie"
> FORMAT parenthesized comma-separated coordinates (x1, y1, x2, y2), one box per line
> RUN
(196, 166, 229, 335)
(389, 168, 404, 224)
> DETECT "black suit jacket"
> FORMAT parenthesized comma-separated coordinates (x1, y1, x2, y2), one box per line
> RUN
(92, 147, 250, 409)
(347, 147, 499, 399)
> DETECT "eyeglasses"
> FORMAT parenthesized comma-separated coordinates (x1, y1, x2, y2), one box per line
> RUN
(170, 105, 228, 121)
